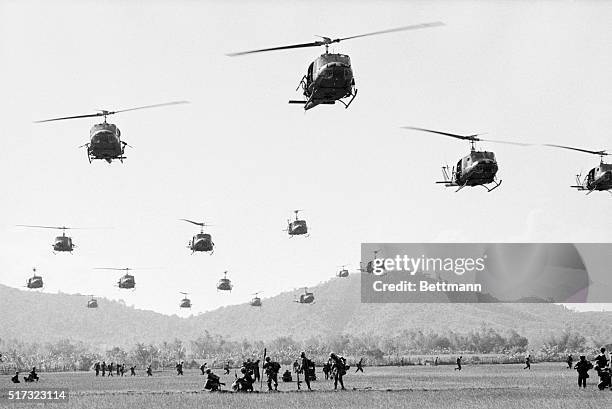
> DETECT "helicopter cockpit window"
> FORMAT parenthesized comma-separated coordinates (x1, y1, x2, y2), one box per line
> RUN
(600, 163, 612, 172)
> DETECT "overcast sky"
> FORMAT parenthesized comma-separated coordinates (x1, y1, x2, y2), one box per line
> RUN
(0, 0, 610, 315)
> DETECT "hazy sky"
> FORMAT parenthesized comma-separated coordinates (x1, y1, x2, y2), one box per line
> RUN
(0, 0, 611, 315)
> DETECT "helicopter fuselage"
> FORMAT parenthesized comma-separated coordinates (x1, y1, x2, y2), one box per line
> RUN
(581, 163, 612, 191)
(288, 220, 308, 236)
(190, 233, 214, 252)
(455, 151, 499, 186)
(88, 123, 125, 163)
(53, 235, 74, 252)
(180, 298, 192, 308)
(27, 275, 43, 289)
(87, 299, 98, 308)
(296, 53, 357, 110)
(250, 297, 262, 307)
(118, 274, 135, 289)
(298, 293, 315, 304)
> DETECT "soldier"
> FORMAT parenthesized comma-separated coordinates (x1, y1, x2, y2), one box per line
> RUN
(567, 355, 573, 369)
(130, 366, 136, 376)
(204, 368, 224, 392)
(435, 357, 439, 366)
(300, 352, 315, 391)
(108, 362, 114, 377)
(101, 361, 107, 377)
(253, 359, 261, 383)
(263, 356, 280, 391)
(200, 362, 207, 375)
(329, 352, 347, 390)
(176, 361, 184, 375)
(11, 371, 20, 383)
(146, 365, 153, 376)
(224, 362, 231, 375)
(455, 356, 462, 371)
(523, 355, 531, 370)
(574, 355, 593, 388)
(94, 362, 100, 376)
(282, 369, 293, 382)
(25, 367, 39, 382)
(355, 358, 364, 373)
(120, 363, 125, 376)
(595, 348, 609, 369)
(116, 363, 121, 376)
(322, 362, 331, 380)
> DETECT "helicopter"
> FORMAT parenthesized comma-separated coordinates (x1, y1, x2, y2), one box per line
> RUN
(34, 101, 189, 163)
(16, 225, 79, 253)
(180, 219, 214, 254)
(294, 287, 315, 304)
(217, 271, 233, 292)
(26, 268, 44, 289)
(179, 292, 192, 308)
(95, 267, 137, 289)
(228, 22, 443, 110)
(250, 292, 263, 307)
(87, 295, 98, 309)
(336, 265, 349, 278)
(286, 210, 308, 237)
(359, 249, 381, 274)
(403, 127, 529, 192)
(543, 144, 612, 195)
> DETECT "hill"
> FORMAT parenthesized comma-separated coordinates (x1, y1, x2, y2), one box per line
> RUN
(1, 276, 611, 350)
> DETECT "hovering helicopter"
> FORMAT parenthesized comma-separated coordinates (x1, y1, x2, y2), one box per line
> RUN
(336, 265, 349, 278)
(180, 219, 214, 254)
(87, 295, 98, 309)
(294, 287, 315, 304)
(228, 22, 443, 110)
(250, 292, 263, 307)
(26, 268, 43, 289)
(359, 249, 381, 274)
(179, 292, 192, 309)
(286, 210, 308, 237)
(34, 101, 189, 163)
(543, 144, 612, 195)
(403, 127, 529, 192)
(16, 225, 79, 253)
(217, 271, 233, 292)
(95, 267, 137, 290)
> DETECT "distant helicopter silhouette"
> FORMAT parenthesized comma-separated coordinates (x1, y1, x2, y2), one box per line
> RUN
(217, 271, 233, 292)
(286, 210, 308, 237)
(179, 292, 192, 308)
(87, 295, 98, 309)
(544, 144, 612, 195)
(26, 268, 43, 289)
(336, 265, 349, 278)
(180, 219, 215, 254)
(403, 127, 529, 192)
(35, 101, 189, 163)
(16, 225, 78, 253)
(228, 22, 443, 110)
(359, 249, 382, 274)
(294, 287, 315, 304)
(95, 267, 138, 290)
(250, 292, 263, 307)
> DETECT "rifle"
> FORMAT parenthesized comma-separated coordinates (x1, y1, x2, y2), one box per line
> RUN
(260, 348, 266, 391)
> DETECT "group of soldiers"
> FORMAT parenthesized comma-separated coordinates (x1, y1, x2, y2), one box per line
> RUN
(93, 361, 152, 377)
(569, 348, 612, 390)
(10, 367, 39, 383)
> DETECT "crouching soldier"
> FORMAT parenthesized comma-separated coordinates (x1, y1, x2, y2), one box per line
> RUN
(11, 371, 20, 383)
(204, 368, 224, 392)
(282, 369, 293, 382)
(263, 356, 281, 391)
(574, 355, 593, 389)
(24, 367, 39, 382)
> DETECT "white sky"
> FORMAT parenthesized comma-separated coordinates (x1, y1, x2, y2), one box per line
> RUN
(0, 0, 611, 315)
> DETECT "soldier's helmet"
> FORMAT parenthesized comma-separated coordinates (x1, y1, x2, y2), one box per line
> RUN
(265, 357, 271, 362)
(205, 368, 211, 374)
(300, 352, 306, 358)
(241, 367, 246, 374)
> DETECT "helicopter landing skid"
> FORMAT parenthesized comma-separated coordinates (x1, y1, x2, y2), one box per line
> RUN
(480, 180, 502, 192)
(338, 89, 358, 109)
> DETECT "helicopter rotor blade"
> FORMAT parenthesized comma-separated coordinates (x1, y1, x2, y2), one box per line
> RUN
(16, 224, 71, 230)
(336, 22, 445, 42)
(110, 100, 190, 115)
(180, 219, 212, 227)
(34, 112, 106, 123)
(543, 144, 609, 156)
(227, 41, 325, 56)
(402, 126, 482, 141)
(478, 137, 532, 147)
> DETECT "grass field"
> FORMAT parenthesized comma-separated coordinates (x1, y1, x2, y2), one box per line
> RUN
(3, 363, 611, 408)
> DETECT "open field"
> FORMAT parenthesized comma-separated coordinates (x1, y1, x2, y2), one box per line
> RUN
(2, 363, 611, 408)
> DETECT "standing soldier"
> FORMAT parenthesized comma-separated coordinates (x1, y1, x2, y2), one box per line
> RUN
(355, 358, 364, 373)
(523, 355, 531, 370)
(108, 362, 114, 377)
(263, 356, 280, 391)
(176, 361, 184, 375)
(146, 365, 153, 377)
(130, 366, 136, 376)
(455, 356, 462, 371)
(574, 355, 593, 388)
(253, 359, 261, 383)
(567, 355, 573, 369)
(101, 361, 107, 377)
(322, 361, 331, 380)
(200, 362, 207, 375)
(300, 352, 315, 391)
(94, 362, 100, 376)
(224, 362, 231, 375)
(595, 348, 609, 369)
(329, 352, 347, 390)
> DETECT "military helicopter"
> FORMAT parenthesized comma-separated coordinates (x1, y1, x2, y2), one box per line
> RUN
(286, 210, 308, 237)
(179, 292, 192, 309)
(217, 271, 233, 292)
(250, 292, 263, 307)
(228, 22, 443, 110)
(180, 219, 214, 254)
(543, 144, 612, 195)
(95, 267, 138, 290)
(403, 127, 529, 192)
(87, 295, 98, 309)
(359, 249, 381, 274)
(294, 287, 315, 304)
(26, 268, 43, 289)
(34, 101, 189, 163)
(336, 265, 349, 278)
(16, 225, 80, 253)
